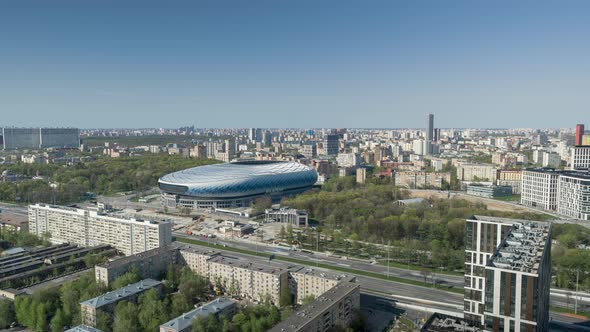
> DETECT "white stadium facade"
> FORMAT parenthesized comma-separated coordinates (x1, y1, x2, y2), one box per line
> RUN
(158, 160, 318, 209)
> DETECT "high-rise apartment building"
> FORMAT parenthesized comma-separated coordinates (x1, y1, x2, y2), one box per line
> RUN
(300, 144, 317, 159)
(29, 204, 172, 256)
(556, 171, 590, 221)
(323, 134, 339, 156)
(520, 169, 560, 211)
(571, 146, 590, 170)
(464, 216, 552, 332)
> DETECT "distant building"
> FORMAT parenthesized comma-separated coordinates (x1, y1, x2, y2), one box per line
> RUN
(394, 171, 451, 189)
(2, 127, 80, 150)
(355, 168, 366, 184)
(571, 146, 590, 170)
(80, 279, 162, 327)
(299, 144, 317, 159)
(264, 207, 308, 227)
(29, 204, 172, 256)
(466, 185, 512, 199)
(159, 298, 237, 332)
(575, 124, 585, 146)
(496, 170, 522, 194)
(323, 134, 339, 156)
(336, 153, 360, 167)
(457, 163, 497, 182)
(426, 113, 434, 142)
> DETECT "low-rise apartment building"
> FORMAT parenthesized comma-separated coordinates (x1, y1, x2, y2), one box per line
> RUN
(159, 298, 237, 332)
(80, 279, 162, 327)
(268, 281, 360, 332)
(394, 171, 451, 189)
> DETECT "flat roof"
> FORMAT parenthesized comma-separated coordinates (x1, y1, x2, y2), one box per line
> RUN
(208, 254, 289, 275)
(159, 298, 236, 332)
(488, 220, 551, 274)
(291, 267, 353, 282)
(421, 313, 482, 332)
(80, 279, 162, 308)
(268, 282, 359, 332)
(96, 244, 179, 270)
(65, 325, 103, 332)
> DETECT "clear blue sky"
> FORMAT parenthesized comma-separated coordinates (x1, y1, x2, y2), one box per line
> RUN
(1, 0, 589, 129)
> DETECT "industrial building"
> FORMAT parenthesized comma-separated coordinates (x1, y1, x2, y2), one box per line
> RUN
(28, 204, 172, 256)
(158, 160, 317, 210)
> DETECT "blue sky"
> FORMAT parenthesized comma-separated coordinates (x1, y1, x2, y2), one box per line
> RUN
(1, 0, 589, 129)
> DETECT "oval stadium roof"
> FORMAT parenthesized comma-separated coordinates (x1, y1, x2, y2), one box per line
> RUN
(158, 161, 318, 198)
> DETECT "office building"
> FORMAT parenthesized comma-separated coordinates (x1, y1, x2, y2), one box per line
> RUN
(556, 171, 590, 221)
(466, 185, 512, 199)
(268, 282, 360, 332)
(426, 113, 434, 142)
(265, 207, 309, 227)
(520, 169, 560, 211)
(323, 134, 339, 156)
(160, 298, 237, 332)
(28, 204, 172, 256)
(464, 216, 552, 332)
(2, 127, 80, 150)
(81, 279, 162, 326)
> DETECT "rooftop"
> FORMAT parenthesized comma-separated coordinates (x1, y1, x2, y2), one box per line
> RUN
(488, 220, 551, 274)
(65, 325, 104, 332)
(208, 254, 289, 276)
(420, 313, 483, 332)
(268, 282, 360, 332)
(96, 244, 179, 270)
(159, 298, 236, 332)
(80, 279, 162, 308)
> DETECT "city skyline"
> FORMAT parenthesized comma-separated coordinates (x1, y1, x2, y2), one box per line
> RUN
(1, 1, 590, 128)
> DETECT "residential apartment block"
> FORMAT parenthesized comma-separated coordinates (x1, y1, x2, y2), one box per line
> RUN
(457, 163, 498, 182)
(464, 216, 552, 332)
(269, 282, 360, 332)
(80, 279, 162, 326)
(394, 171, 451, 189)
(571, 146, 590, 170)
(520, 169, 560, 211)
(28, 204, 172, 256)
(159, 298, 237, 332)
(556, 171, 590, 221)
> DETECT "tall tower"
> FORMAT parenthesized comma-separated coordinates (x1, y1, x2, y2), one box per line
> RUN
(426, 113, 434, 142)
(575, 124, 585, 146)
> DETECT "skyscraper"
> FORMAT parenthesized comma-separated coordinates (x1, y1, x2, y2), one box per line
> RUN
(426, 113, 434, 142)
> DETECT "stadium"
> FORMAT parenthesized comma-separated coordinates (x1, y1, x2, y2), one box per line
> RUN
(158, 160, 318, 209)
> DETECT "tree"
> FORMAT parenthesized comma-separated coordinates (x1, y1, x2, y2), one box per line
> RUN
(301, 295, 316, 306)
(138, 289, 168, 332)
(279, 226, 287, 240)
(50, 308, 66, 332)
(96, 311, 113, 332)
(0, 299, 15, 329)
(113, 301, 140, 332)
(279, 286, 293, 308)
(110, 266, 141, 290)
(35, 302, 48, 332)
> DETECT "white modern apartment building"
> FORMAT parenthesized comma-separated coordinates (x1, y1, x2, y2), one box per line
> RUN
(29, 204, 172, 256)
(520, 169, 560, 211)
(557, 172, 590, 221)
(571, 146, 590, 170)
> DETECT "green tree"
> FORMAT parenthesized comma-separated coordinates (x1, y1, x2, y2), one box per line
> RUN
(110, 266, 141, 290)
(138, 289, 169, 332)
(50, 308, 66, 332)
(96, 311, 113, 332)
(113, 301, 140, 332)
(0, 299, 16, 329)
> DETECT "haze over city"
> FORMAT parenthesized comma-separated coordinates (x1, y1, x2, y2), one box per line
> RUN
(2, 1, 590, 128)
